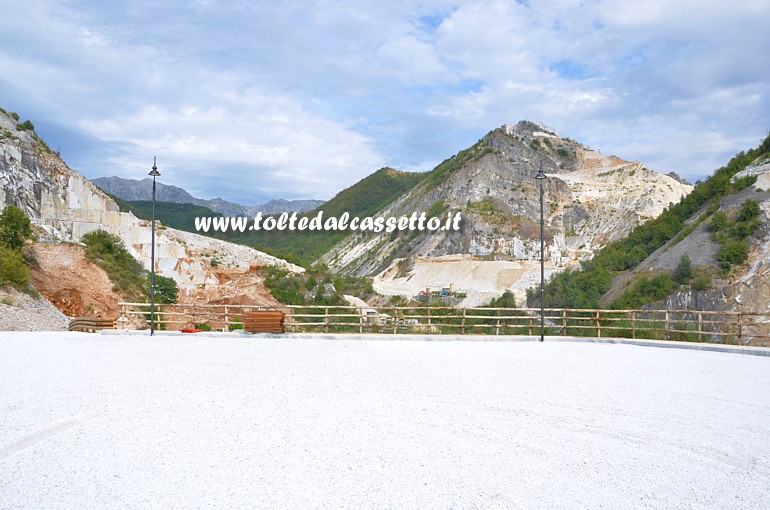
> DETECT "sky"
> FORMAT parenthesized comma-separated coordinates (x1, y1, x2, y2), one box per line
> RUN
(1, 0, 768, 205)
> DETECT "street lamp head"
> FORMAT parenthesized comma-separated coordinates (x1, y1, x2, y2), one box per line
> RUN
(535, 167, 547, 180)
(149, 156, 160, 177)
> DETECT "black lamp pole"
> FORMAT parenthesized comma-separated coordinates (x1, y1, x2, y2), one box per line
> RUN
(535, 165, 547, 342)
(149, 157, 160, 336)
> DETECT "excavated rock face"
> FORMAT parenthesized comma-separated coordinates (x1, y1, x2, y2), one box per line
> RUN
(1, 110, 300, 309)
(323, 121, 693, 305)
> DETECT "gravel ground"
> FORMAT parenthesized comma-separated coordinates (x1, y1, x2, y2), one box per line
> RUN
(1, 333, 769, 509)
(0, 289, 68, 331)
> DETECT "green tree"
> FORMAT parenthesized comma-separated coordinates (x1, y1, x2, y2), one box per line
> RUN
(0, 205, 34, 250)
(151, 274, 179, 304)
(673, 254, 693, 284)
(0, 244, 29, 289)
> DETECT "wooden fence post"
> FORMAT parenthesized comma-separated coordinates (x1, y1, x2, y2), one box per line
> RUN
(595, 310, 601, 338)
(528, 310, 533, 336)
(562, 309, 567, 335)
(698, 312, 703, 342)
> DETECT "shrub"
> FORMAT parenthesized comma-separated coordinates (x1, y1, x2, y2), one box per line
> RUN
(716, 240, 749, 270)
(81, 229, 147, 301)
(228, 318, 244, 331)
(0, 205, 34, 250)
(708, 211, 728, 232)
(611, 273, 675, 309)
(0, 244, 29, 289)
(737, 199, 761, 222)
(692, 274, 711, 291)
(17, 120, 35, 131)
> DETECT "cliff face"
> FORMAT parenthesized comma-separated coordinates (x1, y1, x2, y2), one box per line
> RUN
(0, 110, 300, 305)
(323, 121, 692, 306)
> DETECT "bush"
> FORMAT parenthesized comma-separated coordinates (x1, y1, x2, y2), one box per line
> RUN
(737, 199, 761, 222)
(486, 290, 518, 308)
(611, 273, 675, 309)
(17, 120, 35, 131)
(0, 205, 34, 250)
(0, 244, 29, 289)
(692, 274, 711, 291)
(81, 229, 148, 301)
(716, 240, 749, 270)
(708, 211, 728, 232)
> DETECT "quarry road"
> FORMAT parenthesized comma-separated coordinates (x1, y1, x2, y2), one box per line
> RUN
(1, 332, 769, 509)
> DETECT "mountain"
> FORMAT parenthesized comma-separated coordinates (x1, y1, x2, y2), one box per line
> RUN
(0, 108, 301, 311)
(526, 130, 770, 343)
(91, 176, 324, 216)
(604, 139, 770, 310)
(321, 121, 692, 306)
(232, 167, 426, 265)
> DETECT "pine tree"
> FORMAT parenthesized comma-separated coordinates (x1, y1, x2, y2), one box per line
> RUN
(673, 254, 693, 284)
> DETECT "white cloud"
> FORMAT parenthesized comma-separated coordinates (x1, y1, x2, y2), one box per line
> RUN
(0, 0, 768, 203)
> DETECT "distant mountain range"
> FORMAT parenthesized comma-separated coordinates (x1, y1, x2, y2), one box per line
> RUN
(90, 176, 324, 216)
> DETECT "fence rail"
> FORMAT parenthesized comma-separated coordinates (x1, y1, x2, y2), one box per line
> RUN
(117, 302, 770, 346)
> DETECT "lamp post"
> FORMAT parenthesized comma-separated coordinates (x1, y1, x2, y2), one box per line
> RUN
(149, 157, 160, 336)
(535, 165, 547, 342)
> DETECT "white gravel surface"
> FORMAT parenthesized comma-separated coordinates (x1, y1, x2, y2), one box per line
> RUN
(1, 332, 769, 509)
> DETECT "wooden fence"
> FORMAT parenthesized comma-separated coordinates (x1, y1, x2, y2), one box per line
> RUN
(117, 302, 770, 346)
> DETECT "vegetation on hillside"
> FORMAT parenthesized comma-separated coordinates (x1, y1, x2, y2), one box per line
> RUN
(81, 229, 178, 303)
(0, 205, 35, 290)
(424, 137, 496, 190)
(527, 132, 770, 309)
(259, 263, 373, 306)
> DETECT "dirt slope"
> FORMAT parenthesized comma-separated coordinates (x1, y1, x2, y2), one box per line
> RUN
(28, 243, 282, 322)
(29, 243, 123, 318)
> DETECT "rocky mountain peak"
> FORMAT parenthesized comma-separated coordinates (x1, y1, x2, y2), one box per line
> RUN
(322, 121, 693, 306)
